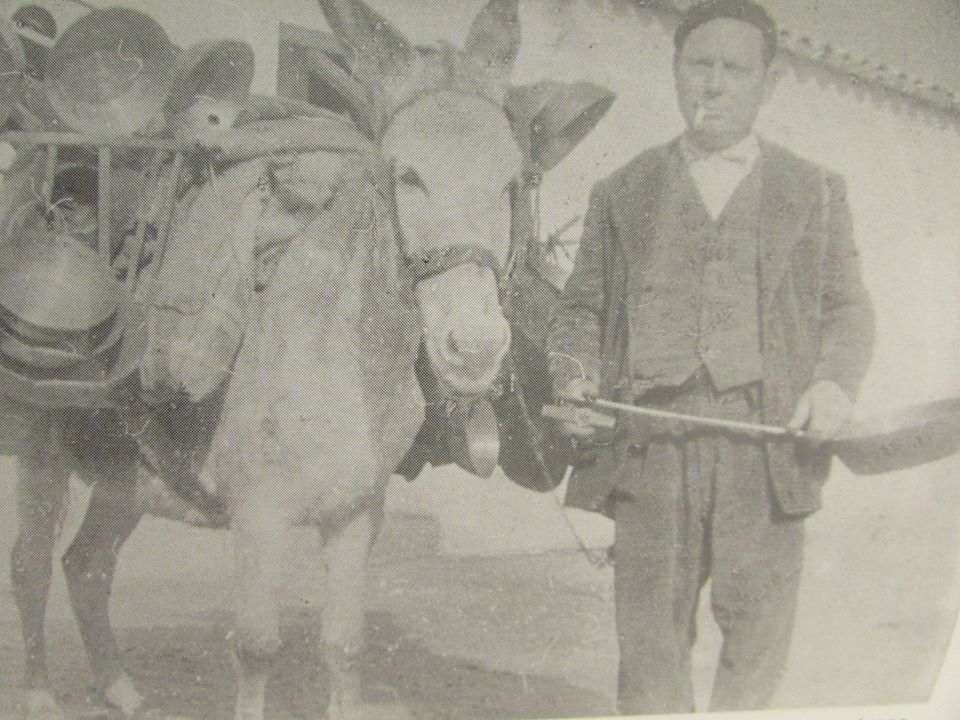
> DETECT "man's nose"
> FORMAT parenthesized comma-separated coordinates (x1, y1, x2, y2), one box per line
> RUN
(705, 62, 726, 95)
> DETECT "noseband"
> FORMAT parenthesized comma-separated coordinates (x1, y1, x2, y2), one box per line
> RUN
(369, 157, 521, 295)
(365, 135, 534, 479)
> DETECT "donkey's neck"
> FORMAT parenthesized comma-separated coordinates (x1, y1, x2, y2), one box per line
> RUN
(201, 164, 425, 516)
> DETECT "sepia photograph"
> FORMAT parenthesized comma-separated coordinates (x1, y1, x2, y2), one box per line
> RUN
(0, 0, 956, 719)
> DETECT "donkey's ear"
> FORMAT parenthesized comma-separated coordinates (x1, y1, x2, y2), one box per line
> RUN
(463, 0, 520, 103)
(319, 0, 414, 77)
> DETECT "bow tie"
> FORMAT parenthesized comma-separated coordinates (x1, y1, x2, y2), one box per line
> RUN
(689, 148, 750, 166)
(714, 148, 751, 164)
(683, 135, 758, 167)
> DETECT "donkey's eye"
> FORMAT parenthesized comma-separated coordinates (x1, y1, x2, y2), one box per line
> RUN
(398, 167, 427, 193)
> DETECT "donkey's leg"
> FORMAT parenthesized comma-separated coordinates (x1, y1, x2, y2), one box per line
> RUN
(61, 464, 144, 717)
(322, 504, 410, 720)
(11, 433, 71, 720)
(232, 505, 290, 720)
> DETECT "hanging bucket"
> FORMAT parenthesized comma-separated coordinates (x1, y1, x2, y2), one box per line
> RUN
(0, 231, 122, 370)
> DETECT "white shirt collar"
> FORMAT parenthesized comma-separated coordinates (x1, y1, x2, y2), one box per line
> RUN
(681, 133, 761, 168)
(681, 133, 762, 220)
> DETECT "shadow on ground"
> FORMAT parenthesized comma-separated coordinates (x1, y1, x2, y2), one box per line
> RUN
(4, 460, 960, 718)
(38, 610, 610, 720)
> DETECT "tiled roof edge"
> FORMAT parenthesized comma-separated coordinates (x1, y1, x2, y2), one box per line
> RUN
(632, 0, 960, 124)
(776, 28, 960, 121)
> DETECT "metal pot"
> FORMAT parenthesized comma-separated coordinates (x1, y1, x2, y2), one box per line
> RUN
(0, 231, 122, 370)
(44, 7, 177, 135)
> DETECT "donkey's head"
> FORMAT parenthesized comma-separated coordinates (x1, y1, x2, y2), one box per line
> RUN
(320, 0, 522, 396)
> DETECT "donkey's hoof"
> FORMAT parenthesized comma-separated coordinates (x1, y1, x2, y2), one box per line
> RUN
(24, 689, 65, 720)
(326, 702, 412, 720)
(103, 674, 144, 718)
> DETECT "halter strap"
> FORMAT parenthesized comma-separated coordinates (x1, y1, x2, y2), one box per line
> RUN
(404, 243, 503, 284)
(369, 156, 503, 280)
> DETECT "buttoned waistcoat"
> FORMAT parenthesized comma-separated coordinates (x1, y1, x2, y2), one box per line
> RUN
(548, 138, 875, 516)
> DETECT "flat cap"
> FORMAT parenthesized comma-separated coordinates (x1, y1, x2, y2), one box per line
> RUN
(674, 0, 778, 64)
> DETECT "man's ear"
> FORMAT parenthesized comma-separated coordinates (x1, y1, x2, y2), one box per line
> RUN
(762, 56, 784, 103)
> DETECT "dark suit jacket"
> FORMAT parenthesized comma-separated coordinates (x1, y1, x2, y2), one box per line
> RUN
(548, 138, 875, 516)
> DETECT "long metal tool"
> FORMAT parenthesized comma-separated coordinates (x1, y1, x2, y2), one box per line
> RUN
(581, 396, 799, 437)
(544, 395, 960, 476)
(0, 127, 367, 158)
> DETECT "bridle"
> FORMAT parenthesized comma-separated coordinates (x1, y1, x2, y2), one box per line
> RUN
(372, 155, 523, 299)
(368, 87, 525, 298)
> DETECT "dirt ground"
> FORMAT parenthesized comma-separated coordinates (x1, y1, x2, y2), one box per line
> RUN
(1, 455, 960, 719)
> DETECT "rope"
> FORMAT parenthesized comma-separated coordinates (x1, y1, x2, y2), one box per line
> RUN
(547, 465, 610, 569)
(503, 349, 610, 570)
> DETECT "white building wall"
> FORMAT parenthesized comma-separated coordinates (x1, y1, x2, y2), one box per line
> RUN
(0, 0, 958, 567)
(77, 0, 960, 415)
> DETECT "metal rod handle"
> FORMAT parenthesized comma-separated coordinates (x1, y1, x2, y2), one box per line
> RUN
(41, 144, 58, 206)
(150, 150, 185, 275)
(0, 129, 365, 157)
(583, 396, 800, 438)
(122, 150, 166, 297)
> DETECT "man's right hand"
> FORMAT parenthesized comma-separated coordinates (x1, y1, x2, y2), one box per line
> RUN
(557, 378, 611, 439)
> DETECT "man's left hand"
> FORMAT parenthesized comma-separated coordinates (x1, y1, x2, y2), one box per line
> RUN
(787, 380, 853, 445)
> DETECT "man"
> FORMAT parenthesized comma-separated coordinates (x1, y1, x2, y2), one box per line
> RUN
(547, 0, 875, 713)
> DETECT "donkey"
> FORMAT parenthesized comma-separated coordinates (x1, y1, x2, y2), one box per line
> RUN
(10, 1, 551, 718)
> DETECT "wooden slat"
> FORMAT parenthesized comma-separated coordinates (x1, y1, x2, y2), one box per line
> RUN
(0, 126, 368, 156)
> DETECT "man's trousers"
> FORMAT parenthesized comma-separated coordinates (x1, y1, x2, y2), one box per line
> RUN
(612, 380, 805, 714)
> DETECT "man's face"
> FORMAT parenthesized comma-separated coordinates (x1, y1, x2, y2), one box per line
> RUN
(674, 18, 775, 151)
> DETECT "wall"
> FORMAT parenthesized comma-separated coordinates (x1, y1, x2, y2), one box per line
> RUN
(0, 0, 957, 565)
(71, 0, 960, 421)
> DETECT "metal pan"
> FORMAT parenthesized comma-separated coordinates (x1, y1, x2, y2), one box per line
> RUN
(166, 38, 255, 141)
(44, 7, 177, 136)
(0, 231, 122, 336)
(827, 398, 960, 475)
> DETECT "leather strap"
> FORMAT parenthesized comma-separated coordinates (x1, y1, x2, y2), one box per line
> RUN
(404, 243, 503, 284)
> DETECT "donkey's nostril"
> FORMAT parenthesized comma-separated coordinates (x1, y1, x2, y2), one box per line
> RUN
(445, 320, 509, 367)
(431, 318, 511, 394)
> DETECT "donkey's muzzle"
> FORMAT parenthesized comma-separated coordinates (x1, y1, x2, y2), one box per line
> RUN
(428, 314, 511, 395)
(446, 319, 508, 367)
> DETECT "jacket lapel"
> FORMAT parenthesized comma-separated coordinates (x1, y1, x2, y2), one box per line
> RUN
(758, 141, 811, 313)
(599, 143, 670, 397)
(610, 141, 673, 266)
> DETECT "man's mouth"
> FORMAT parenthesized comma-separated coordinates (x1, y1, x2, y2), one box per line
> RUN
(695, 105, 725, 125)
